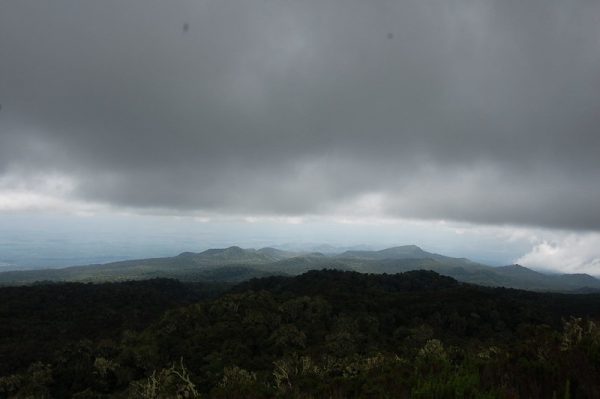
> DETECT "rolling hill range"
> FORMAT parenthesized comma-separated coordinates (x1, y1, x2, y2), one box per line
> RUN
(0, 245, 599, 292)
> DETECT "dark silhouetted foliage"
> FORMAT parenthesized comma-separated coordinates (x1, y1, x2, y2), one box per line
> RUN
(1, 270, 600, 398)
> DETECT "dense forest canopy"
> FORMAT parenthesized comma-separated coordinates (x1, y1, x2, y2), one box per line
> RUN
(1, 270, 600, 398)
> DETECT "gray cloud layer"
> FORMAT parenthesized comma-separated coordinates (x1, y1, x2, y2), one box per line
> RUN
(1, 0, 599, 229)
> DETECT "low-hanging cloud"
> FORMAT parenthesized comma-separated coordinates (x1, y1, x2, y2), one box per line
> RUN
(1, 0, 599, 230)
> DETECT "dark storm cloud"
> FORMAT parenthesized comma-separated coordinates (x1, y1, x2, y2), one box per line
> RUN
(1, 0, 599, 229)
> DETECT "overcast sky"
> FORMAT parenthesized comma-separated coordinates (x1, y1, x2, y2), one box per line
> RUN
(1, 0, 599, 273)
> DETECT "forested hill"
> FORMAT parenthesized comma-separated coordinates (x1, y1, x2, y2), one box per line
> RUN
(1, 270, 600, 398)
(233, 269, 460, 296)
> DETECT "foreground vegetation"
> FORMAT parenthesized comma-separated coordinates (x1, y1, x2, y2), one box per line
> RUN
(1, 270, 600, 398)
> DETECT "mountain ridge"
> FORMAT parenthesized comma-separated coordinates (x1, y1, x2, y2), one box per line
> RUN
(0, 245, 598, 292)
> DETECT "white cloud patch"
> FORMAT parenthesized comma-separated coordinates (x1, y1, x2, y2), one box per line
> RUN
(517, 233, 600, 276)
